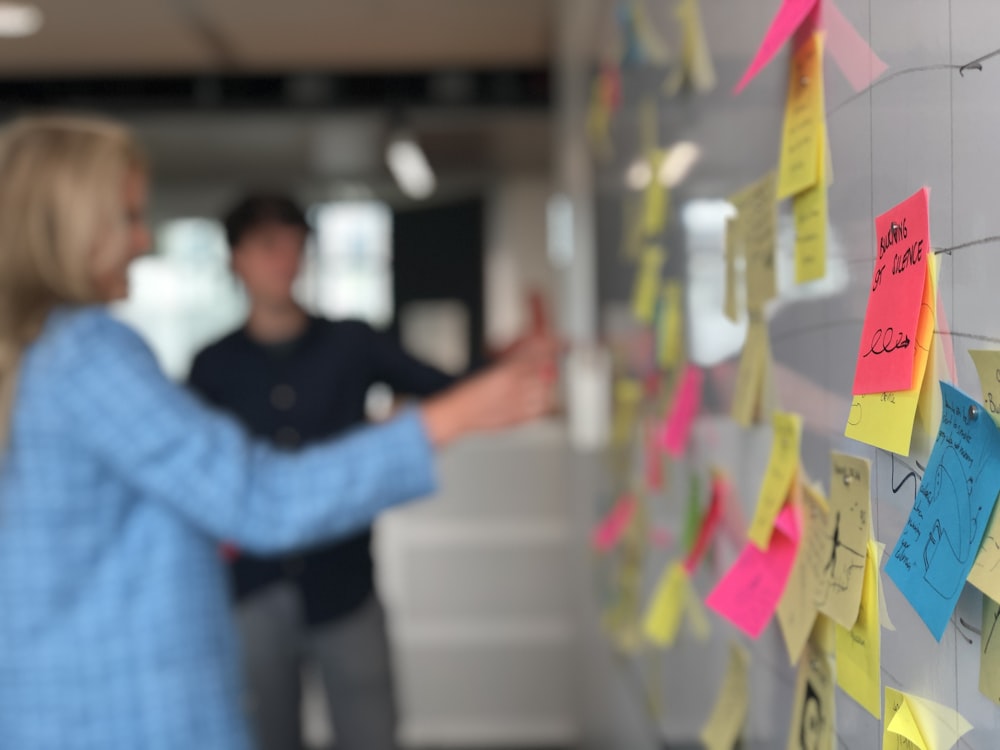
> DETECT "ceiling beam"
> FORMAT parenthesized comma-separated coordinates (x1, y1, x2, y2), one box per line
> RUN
(0, 69, 550, 113)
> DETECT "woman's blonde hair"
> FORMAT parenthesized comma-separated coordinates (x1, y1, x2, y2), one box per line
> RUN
(0, 114, 146, 447)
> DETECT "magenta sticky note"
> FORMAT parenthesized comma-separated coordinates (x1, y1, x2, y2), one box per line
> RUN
(705, 504, 801, 638)
(659, 365, 705, 458)
(734, 0, 821, 94)
(592, 495, 637, 552)
(824, 0, 888, 92)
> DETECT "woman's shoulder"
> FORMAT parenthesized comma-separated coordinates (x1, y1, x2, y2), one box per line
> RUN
(29, 307, 151, 376)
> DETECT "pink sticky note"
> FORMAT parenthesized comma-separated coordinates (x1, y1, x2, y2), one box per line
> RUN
(683, 475, 727, 574)
(592, 495, 637, 552)
(734, 0, 821, 94)
(659, 365, 705, 458)
(705, 504, 801, 638)
(824, 0, 888, 92)
(852, 188, 930, 395)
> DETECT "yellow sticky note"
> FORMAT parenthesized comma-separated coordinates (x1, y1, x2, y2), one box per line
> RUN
(964, 351, 1000, 601)
(884, 689, 927, 749)
(884, 688, 973, 750)
(845, 253, 937, 455)
(612, 377, 643, 447)
(642, 150, 670, 236)
(642, 561, 688, 648)
(731, 172, 778, 313)
(793, 121, 828, 284)
(657, 279, 684, 370)
(777, 480, 828, 664)
(732, 319, 772, 428)
(724, 216, 743, 322)
(699, 642, 750, 750)
(835, 537, 881, 719)
(586, 79, 613, 161)
(786, 622, 836, 750)
(748, 411, 803, 550)
(969, 350, 1000, 425)
(980, 595, 1000, 706)
(777, 33, 826, 200)
(818, 453, 872, 628)
(631, 246, 665, 323)
(876, 541, 896, 631)
(686, 586, 712, 642)
(621, 194, 643, 260)
(666, 0, 716, 95)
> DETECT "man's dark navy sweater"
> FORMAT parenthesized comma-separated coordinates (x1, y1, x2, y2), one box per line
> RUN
(189, 317, 453, 626)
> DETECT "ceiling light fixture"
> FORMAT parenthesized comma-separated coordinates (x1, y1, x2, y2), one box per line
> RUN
(658, 141, 702, 188)
(624, 140, 702, 192)
(0, 2, 42, 38)
(385, 131, 436, 200)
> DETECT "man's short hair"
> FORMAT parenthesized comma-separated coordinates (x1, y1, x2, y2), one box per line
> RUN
(222, 193, 310, 250)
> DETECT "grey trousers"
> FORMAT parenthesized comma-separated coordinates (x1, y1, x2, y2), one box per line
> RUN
(236, 583, 400, 750)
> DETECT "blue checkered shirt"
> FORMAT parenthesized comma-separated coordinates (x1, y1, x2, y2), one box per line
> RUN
(0, 307, 437, 749)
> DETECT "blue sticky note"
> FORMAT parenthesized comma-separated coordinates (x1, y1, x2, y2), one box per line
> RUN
(885, 382, 1000, 640)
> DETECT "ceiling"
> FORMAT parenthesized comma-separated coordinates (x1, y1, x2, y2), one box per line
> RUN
(0, 0, 555, 75)
(0, 2, 557, 203)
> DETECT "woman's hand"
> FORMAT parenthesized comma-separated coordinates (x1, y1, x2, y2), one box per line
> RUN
(420, 336, 560, 448)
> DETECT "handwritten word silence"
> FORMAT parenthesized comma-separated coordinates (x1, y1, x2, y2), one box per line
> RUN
(872, 218, 925, 293)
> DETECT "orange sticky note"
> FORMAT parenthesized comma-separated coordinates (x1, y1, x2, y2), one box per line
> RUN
(852, 188, 930, 395)
(659, 365, 704, 458)
(592, 495, 637, 552)
(733, 0, 821, 94)
(706, 504, 801, 638)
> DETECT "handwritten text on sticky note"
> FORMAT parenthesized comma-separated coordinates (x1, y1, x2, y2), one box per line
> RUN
(967, 350, 1000, 601)
(818, 453, 872, 628)
(731, 172, 778, 313)
(777, 32, 826, 200)
(776, 482, 828, 665)
(853, 188, 930, 395)
(845, 252, 937, 454)
(706, 504, 801, 638)
(884, 688, 973, 750)
(885, 383, 1000, 640)
(793, 121, 828, 283)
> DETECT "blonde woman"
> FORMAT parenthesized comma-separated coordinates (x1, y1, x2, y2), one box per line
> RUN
(0, 115, 556, 750)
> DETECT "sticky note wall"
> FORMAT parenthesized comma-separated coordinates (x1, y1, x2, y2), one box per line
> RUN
(572, 0, 1000, 747)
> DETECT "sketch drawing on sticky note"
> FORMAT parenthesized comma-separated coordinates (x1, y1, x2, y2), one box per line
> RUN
(799, 680, 826, 750)
(891, 455, 923, 502)
(921, 441, 986, 599)
(811, 454, 871, 628)
(820, 510, 866, 597)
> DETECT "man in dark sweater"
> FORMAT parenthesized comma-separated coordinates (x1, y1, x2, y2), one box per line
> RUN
(189, 194, 453, 750)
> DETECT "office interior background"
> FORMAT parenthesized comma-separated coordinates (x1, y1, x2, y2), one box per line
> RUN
(13, 1, 988, 748)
